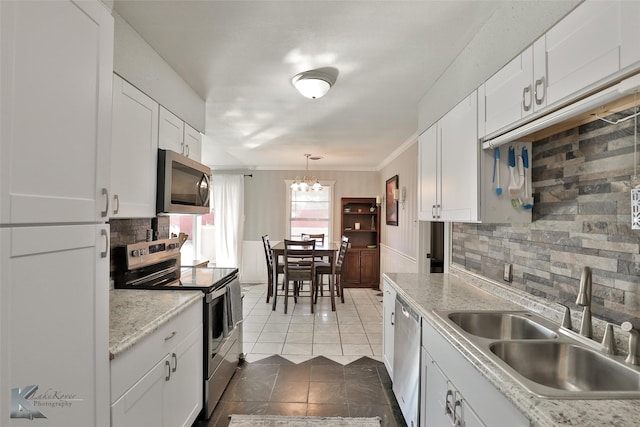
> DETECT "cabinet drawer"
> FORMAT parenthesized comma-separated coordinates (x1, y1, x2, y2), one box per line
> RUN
(110, 299, 202, 402)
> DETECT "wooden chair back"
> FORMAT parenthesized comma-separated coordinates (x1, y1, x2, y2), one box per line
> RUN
(335, 235, 350, 269)
(283, 239, 316, 282)
(301, 233, 325, 245)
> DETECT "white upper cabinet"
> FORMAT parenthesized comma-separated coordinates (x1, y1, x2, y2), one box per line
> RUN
(420, 91, 531, 224)
(544, 0, 621, 106)
(183, 123, 202, 161)
(159, 106, 185, 154)
(481, 39, 546, 138)
(439, 93, 479, 222)
(158, 106, 202, 161)
(418, 124, 439, 221)
(0, 0, 113, 225)
(111, 74, 159, 218)
(419, 92, 478, 222)
(480, 0, 640, 142)
(621, 1, 640, 69)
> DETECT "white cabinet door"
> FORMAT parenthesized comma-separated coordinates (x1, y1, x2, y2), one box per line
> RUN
(111, 356, 168, 427)
(422, 349, 453, 427)
(0, 0, 113, 225)
(159, 106, 185, 155)
(417, 126, 439, 221)
(382, 281, 397, 377)
(1, 225, 110, 427)
(545, 0, 621, 105)
(111, 74, 159, 218)
(621, 1, 640, 69)
(183, 124, 202, 161)
(483, 47, 534, 137)
(439, 92, 478, 222)
(164, 325, 203, 427)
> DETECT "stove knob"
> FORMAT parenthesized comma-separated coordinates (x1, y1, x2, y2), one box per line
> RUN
(139, 249, 147, 256)
(130, 249, 140, 257)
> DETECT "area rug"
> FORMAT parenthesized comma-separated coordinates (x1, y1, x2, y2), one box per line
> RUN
(228, 414, 381, 427)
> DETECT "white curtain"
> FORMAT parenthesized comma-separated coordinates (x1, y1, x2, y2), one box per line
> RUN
(211, 174, 245, 268)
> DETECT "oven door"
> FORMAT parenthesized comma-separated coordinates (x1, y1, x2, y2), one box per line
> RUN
(204, 286, 227, 377)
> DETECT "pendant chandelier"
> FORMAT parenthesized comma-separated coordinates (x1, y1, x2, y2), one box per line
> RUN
(291, 154, 322, 192)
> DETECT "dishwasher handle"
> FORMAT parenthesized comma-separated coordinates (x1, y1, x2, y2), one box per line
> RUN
(396, 295, 419, 322)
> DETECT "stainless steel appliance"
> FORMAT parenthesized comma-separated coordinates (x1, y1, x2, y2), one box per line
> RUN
(157, 149, 211, 215)
(114, 238, 242, 420)
(393, 295, 420, 427)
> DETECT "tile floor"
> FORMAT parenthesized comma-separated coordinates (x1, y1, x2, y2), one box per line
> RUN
(241, 284, 385, 364)
(193, 283, 406, 427)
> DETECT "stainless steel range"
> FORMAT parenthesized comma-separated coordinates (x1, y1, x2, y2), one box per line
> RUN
(114, 238, 243, 420)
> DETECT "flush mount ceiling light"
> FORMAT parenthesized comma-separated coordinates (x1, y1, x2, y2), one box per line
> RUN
(291, 68, 337, 99)
(291, 154, 323, 192)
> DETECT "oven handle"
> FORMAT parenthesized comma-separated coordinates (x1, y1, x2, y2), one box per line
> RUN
(205, 286, 228, 303)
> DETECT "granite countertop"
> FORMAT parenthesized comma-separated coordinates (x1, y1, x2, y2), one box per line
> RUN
(383, 270, 640, 427)
(109, 289, 203, 360)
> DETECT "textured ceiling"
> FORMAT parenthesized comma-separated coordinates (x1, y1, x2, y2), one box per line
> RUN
(113, 1, 576, 170)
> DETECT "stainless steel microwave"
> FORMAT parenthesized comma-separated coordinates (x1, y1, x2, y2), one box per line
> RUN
(157, 149, 211, 215)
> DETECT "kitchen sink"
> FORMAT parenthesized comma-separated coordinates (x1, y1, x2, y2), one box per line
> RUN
(446, 311, 558, 340)
(433, 309, 640, 399)
(490, 341, 640, 399)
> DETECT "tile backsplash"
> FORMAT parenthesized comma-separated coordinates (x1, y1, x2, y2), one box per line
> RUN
(453, 107, 640, 325)
(108, 217, 170, 275)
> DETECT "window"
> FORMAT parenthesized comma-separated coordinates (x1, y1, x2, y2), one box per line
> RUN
(286, 181, 334, 240)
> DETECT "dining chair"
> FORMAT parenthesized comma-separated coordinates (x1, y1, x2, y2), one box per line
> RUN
(301, 233, 326, 262)
(301, 233, 325, 245)
(283, 239, 316, 314)
(261, 234, 284, 305)
(315, 235, 349, 305)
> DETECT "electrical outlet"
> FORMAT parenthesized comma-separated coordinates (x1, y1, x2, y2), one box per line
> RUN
(503, 263, 513, 282)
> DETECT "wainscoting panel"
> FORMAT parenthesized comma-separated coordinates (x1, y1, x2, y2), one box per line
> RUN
(240, 240, 268, 283)
(380, 243, 418, 276)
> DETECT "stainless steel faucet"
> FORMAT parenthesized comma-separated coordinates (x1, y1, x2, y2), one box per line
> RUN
(621, 322, 639, 365)
(575, 266, 593, 338)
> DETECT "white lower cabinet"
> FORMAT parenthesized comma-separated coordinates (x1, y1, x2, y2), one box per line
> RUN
(382, 279, 397, 377)
(0, 225, 110, 427)
(420, 318, 528, 427)
(110, 300, 203, 427)
(422, 349, 484, 427)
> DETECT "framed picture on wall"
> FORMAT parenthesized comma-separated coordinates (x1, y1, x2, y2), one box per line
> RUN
(386, 175, 398, 226)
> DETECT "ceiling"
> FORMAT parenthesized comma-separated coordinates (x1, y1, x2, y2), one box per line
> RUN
(112, 1, 571, 171)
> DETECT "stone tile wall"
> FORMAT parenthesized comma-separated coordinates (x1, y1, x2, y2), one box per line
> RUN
(108, 217, 170, 274)
(452, 107, 640, 325)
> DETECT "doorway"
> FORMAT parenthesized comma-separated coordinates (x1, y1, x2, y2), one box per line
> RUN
(418, 221, 446, 275)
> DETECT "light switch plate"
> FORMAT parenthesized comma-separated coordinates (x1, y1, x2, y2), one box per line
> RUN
(503, 263, 513, 282)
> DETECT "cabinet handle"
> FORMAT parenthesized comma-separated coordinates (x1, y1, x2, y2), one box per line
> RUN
(165, 360, 171, 381)
(432, 205, 436, 219)
(113, 194, 120, 215)
(171, 352, 177, 373)
(186, 144, 190, 157)
(180, 142, 185, 155)
(453, 399, 462, 427)
(164, 331, 176, 341)
(444, 389, 454, 417)
(534, 76, 545, 105)
(101, 188, 109, 217)
(390, 311, 395, 326)
(436, 204, 441, 219)
(100, 229, 109, 258)
(522, 85, 532, 112)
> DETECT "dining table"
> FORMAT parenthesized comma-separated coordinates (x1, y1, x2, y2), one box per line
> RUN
(270, 241, 340, 312)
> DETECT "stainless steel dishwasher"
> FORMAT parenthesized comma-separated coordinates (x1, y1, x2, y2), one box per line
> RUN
(393, 295, 420, 427)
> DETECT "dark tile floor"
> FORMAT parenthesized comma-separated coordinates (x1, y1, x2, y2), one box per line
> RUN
(194, 355, 407, 427)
